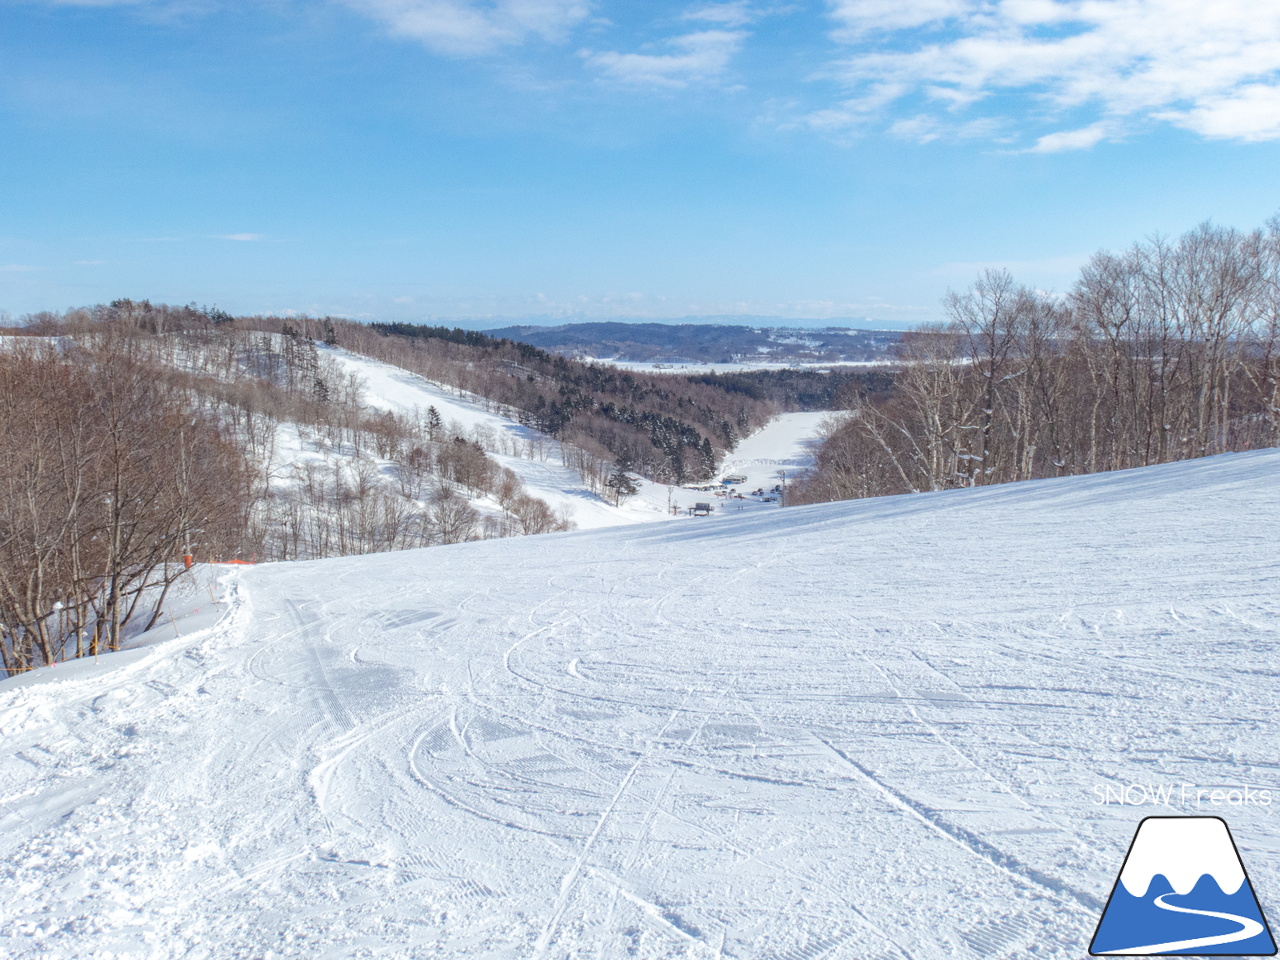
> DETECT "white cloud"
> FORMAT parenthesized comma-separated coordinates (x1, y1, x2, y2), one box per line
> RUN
(889, 115, 944, 143)
(803, 82, 909, 131)
(584, 29, 744, 88)
(825, 0, 1280, 145)
(1024, 120, 1112, 152)
(341, 0, 590, 56)
(888, 112, 1002, 142)
(683, 1, 755, 28)
(214, 233, 265, 241)
(1158, 84, 1280, 141)
(828, 0, 970, 36)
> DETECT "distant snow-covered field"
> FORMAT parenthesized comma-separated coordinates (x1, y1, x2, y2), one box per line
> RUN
(2, 450, 1277, 958)
(594, 358, 899, 374)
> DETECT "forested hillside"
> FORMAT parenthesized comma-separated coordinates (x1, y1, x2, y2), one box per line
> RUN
(0, 308, 791, 674)
(337, 319, 778, 484)
(481, 321, 899, 363)
(794, 218, 1280, 504)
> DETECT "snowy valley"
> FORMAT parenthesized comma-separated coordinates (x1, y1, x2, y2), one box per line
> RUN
(316, 344, 829, 531)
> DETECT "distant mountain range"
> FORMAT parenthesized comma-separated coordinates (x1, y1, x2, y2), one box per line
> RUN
(482, 322, 902, 364)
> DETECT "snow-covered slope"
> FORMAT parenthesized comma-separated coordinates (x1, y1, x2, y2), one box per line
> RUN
(322, 345, 672, 528)
(321, 345, 830, 527)
(715, 410, 829, 489)
(2, 451, 1278, 958)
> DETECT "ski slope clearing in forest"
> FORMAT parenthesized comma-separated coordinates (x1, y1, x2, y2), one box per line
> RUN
(2, 451, 1278, 958)
(714, 411, 831, 492)
(321, 345, 829, 527)
(322, 345, 673, 529)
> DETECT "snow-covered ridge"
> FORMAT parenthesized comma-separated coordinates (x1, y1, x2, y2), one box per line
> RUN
(1118, 817, 1246, 897)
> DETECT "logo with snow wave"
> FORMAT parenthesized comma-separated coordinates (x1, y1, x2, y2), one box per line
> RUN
(1090, 816, 1276, 956)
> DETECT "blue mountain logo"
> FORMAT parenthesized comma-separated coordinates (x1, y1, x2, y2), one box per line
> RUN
(1091, 816, 1276, 956)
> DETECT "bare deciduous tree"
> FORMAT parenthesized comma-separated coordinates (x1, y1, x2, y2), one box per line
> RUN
(794, 217, 1280, 507)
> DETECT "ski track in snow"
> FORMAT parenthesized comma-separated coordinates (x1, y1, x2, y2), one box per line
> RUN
(1, 450, 1279, 958)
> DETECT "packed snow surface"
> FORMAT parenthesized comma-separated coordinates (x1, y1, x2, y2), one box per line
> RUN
(3, 451, 1279, 958)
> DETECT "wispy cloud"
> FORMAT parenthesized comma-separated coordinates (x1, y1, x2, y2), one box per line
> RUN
(1023, 121, 1113, 154)
(887, 112, 1002, 144)
(682, 1, 756, 28)
(822, 0, 1280, 146)
(213, 233, 265, 241)
(802, 82, 908, 132)
(583, 28, 745, 88)
(829, 0, 969, 37)
(339, 0, 591, 56)
(0, 264, 38, 272)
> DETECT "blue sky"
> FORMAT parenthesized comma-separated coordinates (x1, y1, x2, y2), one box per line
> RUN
(2, 0, 1279, 328)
